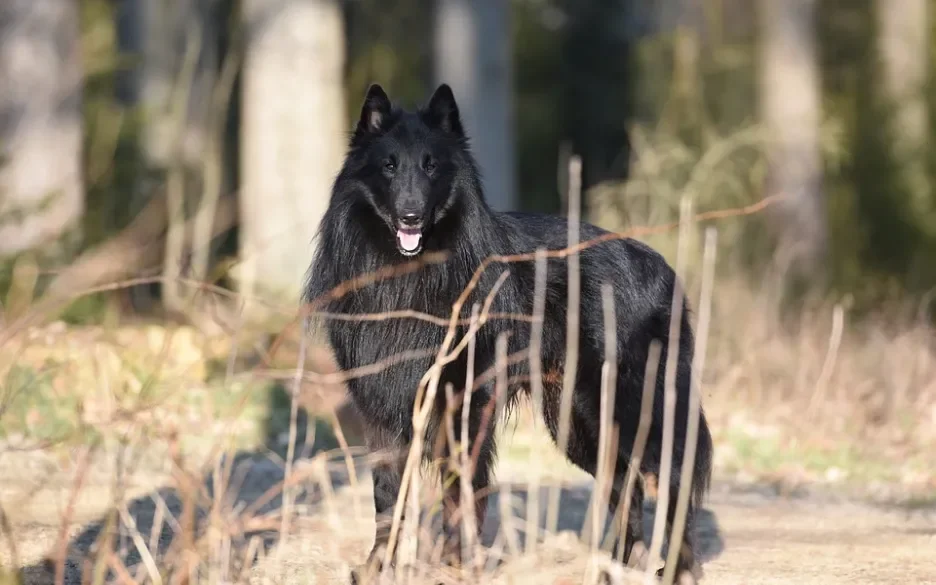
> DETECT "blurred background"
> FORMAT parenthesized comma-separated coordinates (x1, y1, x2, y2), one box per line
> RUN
(1, 1, 936, 584)
(2, 0, 936, 317)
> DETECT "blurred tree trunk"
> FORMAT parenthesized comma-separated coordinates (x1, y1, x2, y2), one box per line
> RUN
(434, 0, 516, 212)
(759, 0, 826, 286)
(559, 0, 632, 205)
(0, 0, 84, 259)
(115, 0, 219, 164)
(239, 0, 347, 317)
(143, 0, 219, 170)
(875, 0, 932, 231)
(114, 0, 222, 314)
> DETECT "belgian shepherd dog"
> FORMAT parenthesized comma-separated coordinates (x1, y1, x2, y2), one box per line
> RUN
(303, 83, 713, 583)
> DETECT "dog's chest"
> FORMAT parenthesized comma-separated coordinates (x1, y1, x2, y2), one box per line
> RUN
(327, 278, 455, 364)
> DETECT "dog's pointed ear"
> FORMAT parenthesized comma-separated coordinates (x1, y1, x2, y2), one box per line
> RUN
(425, 83, 463, 135)
(356, 84, 392, 135)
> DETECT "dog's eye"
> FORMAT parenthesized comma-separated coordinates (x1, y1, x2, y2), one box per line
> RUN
(423, 156, 437, 174)
(383, 160, 396, 174)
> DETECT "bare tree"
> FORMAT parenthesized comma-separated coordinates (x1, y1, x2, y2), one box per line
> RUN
(759, 0, 825, 281)
(434, 0, 516, 212)
(0, 0, 84, 258)
(875, 0, 931, 223)
(238, 0, 348, 314)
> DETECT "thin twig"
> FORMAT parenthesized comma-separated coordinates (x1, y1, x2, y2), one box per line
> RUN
(108, 551, 141, 585)
(247, 348, 439, 386)
(427, 193, 784, 365)
(590, 284, 618, 551)
(326, 406, 362, 518)
(54, 442, 98, 585)
(278, 326, 307, 547)
(117, 505, 164, 585)
(602, 342, 661, 560)
(662, 227, 717, 585)
(549, 154, 583, 534)
(467, 333, 511, 472)
(647, 197, 692, 581)
(526, 248, 548, 554)
(807, 303, 845, 415)
(499, 484, 523, 558)
(460, 304, 483, 567)
(313, 308, 535, 327)
(2, 195, 778, 351)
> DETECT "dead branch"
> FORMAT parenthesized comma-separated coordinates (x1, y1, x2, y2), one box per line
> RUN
(42, 192, 237, 303)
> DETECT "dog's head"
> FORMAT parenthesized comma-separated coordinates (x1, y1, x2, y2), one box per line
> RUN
(343, 83, 471, 257)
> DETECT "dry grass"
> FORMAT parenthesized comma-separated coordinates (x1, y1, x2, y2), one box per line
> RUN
(703, 279, 936, 494)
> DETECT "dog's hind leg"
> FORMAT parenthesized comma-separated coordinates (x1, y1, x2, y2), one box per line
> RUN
(538, 371, 651, 571)
(640, 457, 706, 583)
(647, 479, 701, 585)
(607, 474, 649, 570)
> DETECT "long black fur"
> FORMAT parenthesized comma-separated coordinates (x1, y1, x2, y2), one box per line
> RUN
(303, 84, 713, 581)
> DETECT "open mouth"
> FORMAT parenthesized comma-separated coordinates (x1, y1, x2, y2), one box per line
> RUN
(395, 227, 423, 256)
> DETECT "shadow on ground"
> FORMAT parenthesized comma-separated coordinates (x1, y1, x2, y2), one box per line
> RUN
(18, 384, 725, 584)
(479, 484, 725, 566)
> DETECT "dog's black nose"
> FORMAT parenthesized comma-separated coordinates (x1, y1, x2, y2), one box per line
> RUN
(399, 213, 421, 227)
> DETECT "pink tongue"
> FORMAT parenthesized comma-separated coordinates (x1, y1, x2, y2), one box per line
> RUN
(397, 230, 422, 252)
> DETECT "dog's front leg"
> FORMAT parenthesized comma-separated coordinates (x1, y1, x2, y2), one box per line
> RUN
(438, 396, 496, 572)
(351, 445, 407, 584)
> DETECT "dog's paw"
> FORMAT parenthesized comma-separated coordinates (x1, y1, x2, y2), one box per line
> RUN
(655, 565, 700, 585)
(349, 557, 384, 585)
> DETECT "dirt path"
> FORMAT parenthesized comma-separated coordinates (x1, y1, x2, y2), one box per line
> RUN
(249, 472, 936, 585)
(3, 454, 935, 585)
(684, 484, 936, 585)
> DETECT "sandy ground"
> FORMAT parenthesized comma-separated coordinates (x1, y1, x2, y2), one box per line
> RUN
(2, 450, 935, 585)
(247, 473, 936, 585)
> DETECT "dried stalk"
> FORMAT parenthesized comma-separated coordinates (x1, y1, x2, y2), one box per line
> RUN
(647, 197, 692, 581)
(807, 303, 845, 415)
(661, 227, 716, 585)
(602, 340, 662, 560)
(548, 154, 583, 534)
(525, 248, 548, 553)
(278, 326, 307, 546)
(117, 505, 163, 585)
(590, 283, 618, 550)
(460, 304, 483, 568)
(54, 442, 98, 585)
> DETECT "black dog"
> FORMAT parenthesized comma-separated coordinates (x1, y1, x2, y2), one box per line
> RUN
(303, 83, 713, 582)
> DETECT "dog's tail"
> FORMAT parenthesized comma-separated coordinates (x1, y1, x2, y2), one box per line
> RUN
(692, 410, 715, 509)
